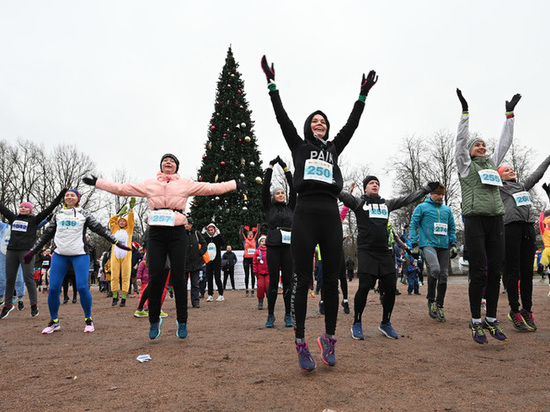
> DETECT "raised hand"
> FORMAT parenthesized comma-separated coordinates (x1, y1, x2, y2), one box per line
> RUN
(82, 175, 98, 186)
(360, 70, 378, 96)
(261, 55, 275, 83)
(505, 93, 521, 112)
(456, 88, 468, 112)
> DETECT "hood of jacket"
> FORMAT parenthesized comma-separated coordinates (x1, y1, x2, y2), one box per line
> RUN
(303, 110, 330, 147)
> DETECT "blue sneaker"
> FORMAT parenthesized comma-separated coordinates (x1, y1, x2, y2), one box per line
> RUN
(284, 313, 293, 328)
(351, 322, 364, 340)
(149, 318, 162, 340)
(176, 321, 188, 339)
(265, 314, 275, 328)
(295, 341, 316, 372)
(317, 333, 337, 366)
(378, 322, 398, 339)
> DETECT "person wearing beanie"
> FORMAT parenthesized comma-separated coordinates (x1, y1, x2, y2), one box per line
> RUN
(455, 88, 521, 344)
(83, 153, 242, 340)
(262, 156, 295, 328)
(0, 188, 67, 320)
(261, 54, 378, 372)
(24, 190, 131, 334)
(202, 223, 226, 302)
(109, 198, 136, 308)
(253, 235, 269, 310)
(339, 177, 439, 341)
(409, 184, 457, 323)
(499, 157, 550, 332)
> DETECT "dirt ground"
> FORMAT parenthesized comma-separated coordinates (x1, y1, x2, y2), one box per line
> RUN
(1, 277, 550, 412)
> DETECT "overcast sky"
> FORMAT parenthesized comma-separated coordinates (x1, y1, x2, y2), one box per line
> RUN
(1, 1, 549, 194)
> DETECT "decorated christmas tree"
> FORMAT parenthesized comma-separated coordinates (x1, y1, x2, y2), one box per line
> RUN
(190, 46, 264, 248)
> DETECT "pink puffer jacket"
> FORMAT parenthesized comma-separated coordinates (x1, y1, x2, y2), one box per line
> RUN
(96, 173, 236, 226)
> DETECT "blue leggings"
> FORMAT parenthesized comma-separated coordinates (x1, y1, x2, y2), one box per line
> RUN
(48, 253, 92, 319)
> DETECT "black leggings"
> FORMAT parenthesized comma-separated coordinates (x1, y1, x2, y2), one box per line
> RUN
(147, 226, 188, 324)
(243, 258, 255, 290)
(320, 252, 348, 301)
(266, 245, 293, 315)
(62, 268, 77, 301)
(464, 215, 504, 319)
(291, 196, 341, 340)
(206, 259, 223, 296)
(505, 222, 535, 312)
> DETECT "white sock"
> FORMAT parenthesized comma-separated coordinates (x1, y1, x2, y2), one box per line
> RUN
(472, 318, 482, 324)
(486, 317, 497, 323)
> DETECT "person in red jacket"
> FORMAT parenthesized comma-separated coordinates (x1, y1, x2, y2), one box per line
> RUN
(239, 224, 259, 297)
(253, 236, 269, 310)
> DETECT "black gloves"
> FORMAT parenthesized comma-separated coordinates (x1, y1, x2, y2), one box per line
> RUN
(236, 179, 247, 191)
(543, 183, 550, 198)
(449, 245, 458, 259)
(23, 251, 34, 264)
(456, 88, 468, 112)
(505, 94, 521, 112)
(278, 157, 288, 170)
(261, 55, 276, 90)
(360, 70, 378, 96)
(82, 175, 98, 186)
(269, 156, 280, 166)
(427, 181, 440, 192)
(115, 241, 131, 251)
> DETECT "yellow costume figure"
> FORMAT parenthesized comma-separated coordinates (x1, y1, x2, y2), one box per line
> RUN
(539, 211, 550, 266)
(110, 208, 134, 306)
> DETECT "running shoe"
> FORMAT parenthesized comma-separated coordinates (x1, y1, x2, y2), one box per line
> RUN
(176, 321, 188, 339)
(520, 309, 537, 331)
(30, 305, 39, 317)
(318, 301, 325, 315)
(119, 298, 126, 307)
(284, 313, 293, 328)
(206, 295, 214, 302)
(483, 319, 508, 341)
(0, 305, 14, 320)
(251, 290, 254, 297)
(317, 333, 337, 366)
(111, 297, 119, 306)
(245, 290, 249, 297)
(149, 318, 162, 340)
(481, 299, 487, 311)
(18, 301, 24, 311)
(351, 322, 364, 340)
(63, 296, 69, 304)
(436, 305, 446, 323)
(42, 320, 60, 334)
(216, 295, 224, 302)
(134, 309, 148, 318)
(310, 290, 316, 298)
(378, 322, 398, 339)
(341, 300, 350, 314)
(84, 318, 95, 333)
(469, 321, 488, 344)
(160, 310, 168, 318)
(508, 310, 528, 332)
(265, 314, 275, 328)
(295, 341, 316, 372)
(428, 301, 437, 319)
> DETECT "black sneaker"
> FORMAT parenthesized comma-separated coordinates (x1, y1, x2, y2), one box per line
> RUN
(120, 298, 126, 307)
(520, 309, 537, 331)
(319, 301, 325, 315)
(18, 301, 24, 311)
(112, 298, 119, 306)
(341, 300, 350, 314)
(508, 310, 528, 331)
(63, 296, 69, 304)
(31, 305, 39, 317)
(0, 305, 14, 319)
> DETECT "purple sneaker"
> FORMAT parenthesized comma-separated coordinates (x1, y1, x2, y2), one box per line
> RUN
(317, 333, 337, 366)
(295, 341, 316, 372)
(469, 321, 488, 345)
(483, 319, 508, 341)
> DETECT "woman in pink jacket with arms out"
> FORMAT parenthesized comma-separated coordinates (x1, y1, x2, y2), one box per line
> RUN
(83, 153, 244, 340)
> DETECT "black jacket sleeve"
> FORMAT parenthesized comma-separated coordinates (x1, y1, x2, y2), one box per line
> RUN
(35, 189, 66, 222)
(262, 167, 274, 212)
(285, 170, 296, 210)
(30, 218, 57, 254)
(338, 192, 361, 210)
(269, 89, 303, 151)
(332, 100, 365, 155)
(386, 185, 431, 212)
(0, 202, 16, 222)
(83, 210, 119, 244)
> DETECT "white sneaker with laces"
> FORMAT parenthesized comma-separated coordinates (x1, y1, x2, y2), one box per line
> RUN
(84, 319, 95, 333)
(206, 295, 214, 302)
(216, 295, 225, 302)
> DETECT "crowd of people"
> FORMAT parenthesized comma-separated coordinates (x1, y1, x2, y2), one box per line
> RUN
(1, 57, 549, 374)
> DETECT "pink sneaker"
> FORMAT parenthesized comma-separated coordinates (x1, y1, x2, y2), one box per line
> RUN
(84, 318, 95, 333)
(42, 320, 60, 334)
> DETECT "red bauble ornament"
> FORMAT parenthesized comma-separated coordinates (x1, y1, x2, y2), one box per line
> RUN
(202, 155, 206, 159)
(223, 133, 227, 137)
(237, 90, 241, 94)
(211, 126, 216, 130)
(221, 161, 226, 165)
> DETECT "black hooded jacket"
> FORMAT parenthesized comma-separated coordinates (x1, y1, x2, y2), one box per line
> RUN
(269, 89, 365, 199)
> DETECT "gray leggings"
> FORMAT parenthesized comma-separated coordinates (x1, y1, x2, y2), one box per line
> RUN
(422, 246, 449, 306)
(4, 250, 37, 306)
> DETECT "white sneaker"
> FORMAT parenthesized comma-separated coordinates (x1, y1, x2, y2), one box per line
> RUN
(206, 295, 213, 302)
(418, 281, 423, 287)
(216, 295, 225, 302)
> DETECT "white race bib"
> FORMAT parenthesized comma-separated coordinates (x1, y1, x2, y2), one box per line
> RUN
(433, 222, 448, 236)
(478, 169, 502, 186)
(149, 210, 175, 226)
(304, 159, 333, 184)
(512, 191, 532, 207)
(58, 217, 80, 231)
(207, 243, 217, 260)
(247, 248, 256, 255)
(12, 220, 29, 232)
(364, 203, 389, 219)
(280, 229, 291, 245)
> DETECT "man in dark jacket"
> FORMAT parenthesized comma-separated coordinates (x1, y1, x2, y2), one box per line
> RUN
(185, 218, 207, 308)
(222, 245, 238, 290)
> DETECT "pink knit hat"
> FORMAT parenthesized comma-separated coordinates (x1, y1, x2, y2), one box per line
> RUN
(20, 202, 33, 213)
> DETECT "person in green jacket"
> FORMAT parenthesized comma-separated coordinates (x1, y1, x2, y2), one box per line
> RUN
(455, 88, 521, 345)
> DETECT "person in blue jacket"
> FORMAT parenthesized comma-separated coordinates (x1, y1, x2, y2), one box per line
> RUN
(409, 184, 457, 323)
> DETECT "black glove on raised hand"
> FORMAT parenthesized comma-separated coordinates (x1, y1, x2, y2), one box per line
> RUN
(543, 183, 550, 197)
(278, 157, 288, 170)
(456, 88, 468, 112)
(427, 181, 441, 192)
(236, 179, 247, 191)
(82, 175, 98, 186)
(269, 156, 279, 166)
(505, 93, 522, 112)
(449, 245, 458, 259)
(360, 70, 378, 97)
(261, 55, 276, 90)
